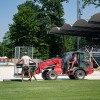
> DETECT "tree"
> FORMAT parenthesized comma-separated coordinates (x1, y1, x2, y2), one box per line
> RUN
(9, 1, 50, 59)
(34, 0, 76, 57)
(0, 31, 14, 58)
(82, 0, 100, 8)
(7, 0, 76, 59)
(9, 2, 40, 46)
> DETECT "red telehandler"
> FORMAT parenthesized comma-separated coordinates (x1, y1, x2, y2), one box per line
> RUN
(35, 51, 94, 80)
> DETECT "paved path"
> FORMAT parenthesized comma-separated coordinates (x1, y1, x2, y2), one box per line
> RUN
(85, 70, 100, 80)
(0, 66, 100, 81)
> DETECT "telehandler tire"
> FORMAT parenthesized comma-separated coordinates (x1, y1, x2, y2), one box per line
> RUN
(46, 70, 57, 80)
(74, 69, 85, 79)
(68, 75, 75, 79)
(42, 70, 49, 80)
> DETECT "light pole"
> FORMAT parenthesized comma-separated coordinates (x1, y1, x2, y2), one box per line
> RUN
(77, 0, 82, 50)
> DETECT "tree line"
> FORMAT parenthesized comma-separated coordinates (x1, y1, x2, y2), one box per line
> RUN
(0, 0, 99, 59)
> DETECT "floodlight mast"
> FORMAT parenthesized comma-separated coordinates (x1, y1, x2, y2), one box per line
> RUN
(77, 0, 82, 50)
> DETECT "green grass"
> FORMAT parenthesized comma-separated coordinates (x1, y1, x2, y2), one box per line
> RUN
(0, 80, 100, 100)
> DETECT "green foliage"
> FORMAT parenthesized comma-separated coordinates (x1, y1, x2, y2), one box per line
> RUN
(82, 0, 100, 8)
(9, 1, 41, 46)
(64, 35, 76, 51)
(80, 37, 87, 48)
(2, 0, 99, 59)
(0, 31, 14, 58)
(3, 0, 77, 59)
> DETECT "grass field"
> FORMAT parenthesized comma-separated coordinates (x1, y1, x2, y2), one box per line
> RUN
(0, 80, 100, 100)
